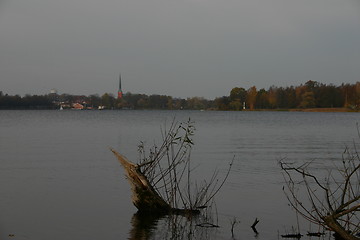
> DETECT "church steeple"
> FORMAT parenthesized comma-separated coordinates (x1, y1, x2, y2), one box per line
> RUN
(118, 73, 123, 99)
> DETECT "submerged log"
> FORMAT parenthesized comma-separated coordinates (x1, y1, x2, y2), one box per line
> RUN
(281, 233, 302, 238)
(111, 148, 171, 213)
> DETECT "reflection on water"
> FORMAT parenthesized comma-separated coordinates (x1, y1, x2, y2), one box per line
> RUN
(129, 210, 220, 240)
(129, 212, 161, 240)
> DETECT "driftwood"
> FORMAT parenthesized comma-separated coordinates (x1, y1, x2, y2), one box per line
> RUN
(111, 119, 232, 219)
(111, 148, 171, 213)
(111, 148, 200, 215)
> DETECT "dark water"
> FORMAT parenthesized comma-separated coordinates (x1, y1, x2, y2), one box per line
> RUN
(0, 110, 359, 240)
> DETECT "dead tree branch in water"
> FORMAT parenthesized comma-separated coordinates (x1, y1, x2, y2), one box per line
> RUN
(111, 119, 233, 216)
(280, 140, 360, 240)
(251, 217, 259, 235)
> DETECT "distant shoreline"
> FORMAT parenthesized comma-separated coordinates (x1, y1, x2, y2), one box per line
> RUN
(248, 108, 357, 112)
(0, 107, 358, 112)
(289, 107, 355, 112)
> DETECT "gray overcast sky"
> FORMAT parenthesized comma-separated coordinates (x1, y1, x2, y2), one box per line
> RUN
(0, 0, 359, 99)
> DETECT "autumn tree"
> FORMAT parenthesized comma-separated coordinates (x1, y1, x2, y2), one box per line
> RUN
(230, 87, 246, 102)
(253, 89, 267, 109)
(298, 91, 316, 108)
(186, 97, 207, 110)
(247, 86, 257, 110)
(268, 86, 278, 109)
(148, 95, 169, 109)
(136, 97, 148, 109)
(173, 98, 186, 110)
(316, 84, 343, 108)
(214, 96, 230, 111)
(230, 87, 246, 110)
(285, 86, 297, 108)
(296, 83, 317, 108)
(275, 87, 288, 108)
(304, 80, 319, 92)
(122, 92, 142, 109)
(355, 82, 360, 109)
(166, 97, 173, 110)
(301, 80, 319, 108)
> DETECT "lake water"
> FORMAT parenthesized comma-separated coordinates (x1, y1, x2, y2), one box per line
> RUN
(0, 110, 359, 240)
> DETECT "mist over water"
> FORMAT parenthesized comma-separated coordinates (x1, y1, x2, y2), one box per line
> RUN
(0, 110, 359, 239)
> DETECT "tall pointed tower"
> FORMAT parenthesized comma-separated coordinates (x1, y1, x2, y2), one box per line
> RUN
(117, 73, 123, 99)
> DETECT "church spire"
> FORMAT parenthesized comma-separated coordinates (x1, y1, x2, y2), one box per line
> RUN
(118, 73, 123, 99)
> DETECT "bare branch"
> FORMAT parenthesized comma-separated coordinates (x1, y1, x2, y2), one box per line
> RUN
(280, 135, 360, 240)
(111, 118, 233, 221)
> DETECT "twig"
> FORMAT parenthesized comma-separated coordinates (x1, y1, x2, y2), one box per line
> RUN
(230, 217, 239, 237)
(251, 217, 259, 234)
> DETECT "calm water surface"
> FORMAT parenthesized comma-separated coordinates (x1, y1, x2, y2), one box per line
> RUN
(0, 110, 359, 240)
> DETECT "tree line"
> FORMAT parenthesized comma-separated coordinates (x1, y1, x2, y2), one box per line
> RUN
(217, 80, 360, 111)
(1, 80, 359, 110)
(0, 92, 54, 109)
